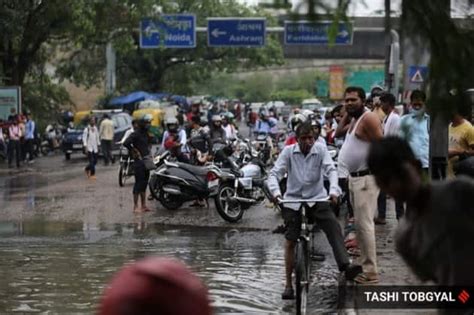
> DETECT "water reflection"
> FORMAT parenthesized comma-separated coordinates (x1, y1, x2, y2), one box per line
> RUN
(0, 220, 339, 314)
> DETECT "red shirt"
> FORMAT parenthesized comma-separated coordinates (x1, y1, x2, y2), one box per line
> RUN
(285, 135, 297, 146)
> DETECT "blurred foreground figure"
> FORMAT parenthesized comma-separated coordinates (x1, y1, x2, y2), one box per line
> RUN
(98, 257, 212, 315)
(368, 136, 474, 285)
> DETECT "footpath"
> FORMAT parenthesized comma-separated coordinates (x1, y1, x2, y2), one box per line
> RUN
(338, 199, 438, 315)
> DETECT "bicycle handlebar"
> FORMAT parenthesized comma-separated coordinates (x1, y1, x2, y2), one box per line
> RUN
(276, 197, 330, 204)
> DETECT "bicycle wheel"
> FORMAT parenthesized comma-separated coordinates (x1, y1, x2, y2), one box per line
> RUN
(295, 240, 309, 315)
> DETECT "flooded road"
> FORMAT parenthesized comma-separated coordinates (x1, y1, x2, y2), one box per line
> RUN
(0, 220, 339, 314)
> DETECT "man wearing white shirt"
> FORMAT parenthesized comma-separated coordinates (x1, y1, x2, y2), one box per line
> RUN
(375, 93, 404, 224)
(83, 117, 100, 179)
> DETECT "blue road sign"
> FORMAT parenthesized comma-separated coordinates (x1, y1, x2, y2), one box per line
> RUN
(207, 18, 266, 47)
(140, 15, 196, 48)
(408, 65, 428, 83)
(284, 21, 353, 45)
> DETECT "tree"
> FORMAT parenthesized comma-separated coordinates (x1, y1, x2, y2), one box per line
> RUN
(54, 0, 284, 94)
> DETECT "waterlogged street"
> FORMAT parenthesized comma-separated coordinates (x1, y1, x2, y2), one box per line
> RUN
(0, 154, 341, 314)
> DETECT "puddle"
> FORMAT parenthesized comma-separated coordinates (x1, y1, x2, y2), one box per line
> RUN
(0, 221, 339, 314)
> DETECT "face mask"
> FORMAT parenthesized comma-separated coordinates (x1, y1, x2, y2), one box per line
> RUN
(410, 108, 423, 116)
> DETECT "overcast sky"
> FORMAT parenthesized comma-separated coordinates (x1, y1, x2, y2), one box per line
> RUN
(238, 0, 472, 17)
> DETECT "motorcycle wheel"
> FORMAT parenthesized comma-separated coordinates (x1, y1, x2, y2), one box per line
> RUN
(159, 189, 183, 210)
(41, 145, 50, 156)
(214, 184, 244, 223)
(148, 176, 159, 200)
(118, 165, 125, 187)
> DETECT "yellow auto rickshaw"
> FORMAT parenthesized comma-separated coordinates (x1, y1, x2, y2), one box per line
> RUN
(132, 108, 164, 141)
(73, 110, 92, 126)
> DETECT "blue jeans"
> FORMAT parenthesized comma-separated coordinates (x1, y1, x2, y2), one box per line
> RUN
(377, 191, 404, 220)
(85, 151, 97, 175)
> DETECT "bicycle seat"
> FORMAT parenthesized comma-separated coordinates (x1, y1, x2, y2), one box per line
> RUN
(175, 162, 210, 176)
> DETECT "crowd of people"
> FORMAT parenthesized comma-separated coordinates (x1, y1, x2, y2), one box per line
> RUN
(267, 85, 474, 299)
(0, 108, 37, 167)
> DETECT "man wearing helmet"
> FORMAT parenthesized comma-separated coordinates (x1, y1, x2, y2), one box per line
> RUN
(187, 100, 201, 123)
(209, 115, 227, 144)
(162, 116, 189, 163)
(254, 110, 277, 136)
(285, 113, 307, 146)
(124, 114, 153, 213)
(221, 113, 238, 140)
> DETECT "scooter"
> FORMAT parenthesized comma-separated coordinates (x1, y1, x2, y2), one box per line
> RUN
(148, 158, 223, 210)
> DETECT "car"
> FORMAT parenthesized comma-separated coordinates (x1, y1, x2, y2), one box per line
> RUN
(62, 110, 132, 160)
(301, 98, 324, 112)
(280, 105, 293, 122)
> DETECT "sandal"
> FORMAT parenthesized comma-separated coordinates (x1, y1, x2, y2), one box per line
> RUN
(345, 239, 358, 249)
(354, 273, 379, 284)
(347, 247, 360, 256)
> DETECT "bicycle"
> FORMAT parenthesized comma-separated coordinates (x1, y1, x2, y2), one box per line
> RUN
(277, 197, 330, 315)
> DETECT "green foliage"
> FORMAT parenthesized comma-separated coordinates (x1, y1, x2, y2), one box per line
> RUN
(54, 0, 284, 95)
(22, 76, 73, 131)
(401, 0, 474, 119)
(270, 89, 313, 104)
(192, 69, 327, 103)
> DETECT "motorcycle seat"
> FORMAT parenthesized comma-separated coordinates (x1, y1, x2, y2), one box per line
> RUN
(175, 162, 210, 176)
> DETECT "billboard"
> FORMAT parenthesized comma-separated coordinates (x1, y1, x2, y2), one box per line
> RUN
(329, 66, 345, 100)
(0, 87, 21, 121)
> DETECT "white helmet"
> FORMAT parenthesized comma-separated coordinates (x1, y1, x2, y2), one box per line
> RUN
(300, 109, 315, 120)
(165, 117, 178, 125)
(290, 113, 308, 132)
(211, 115, 222, 122)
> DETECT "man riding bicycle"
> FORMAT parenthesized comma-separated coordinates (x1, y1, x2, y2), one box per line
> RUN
(267, 121, 362, 300)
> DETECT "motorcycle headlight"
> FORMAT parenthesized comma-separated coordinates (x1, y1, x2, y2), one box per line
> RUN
(77, 135, 82, 141)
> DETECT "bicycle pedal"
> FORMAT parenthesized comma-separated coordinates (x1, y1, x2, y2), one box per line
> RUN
(311, 254, 326, 261)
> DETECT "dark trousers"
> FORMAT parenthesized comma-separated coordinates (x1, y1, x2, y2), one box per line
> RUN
(0, 140, 6, 159)
(101, 140, 114, 164)
(282, 203, 350, 270)
(8, 140, 21, 167)
(339, 178, 354, 218)
(377, 191, 404, 220)
(85, 151, 98, 175)
(133, 160, 150, 194)
(24, 139, 34, 161)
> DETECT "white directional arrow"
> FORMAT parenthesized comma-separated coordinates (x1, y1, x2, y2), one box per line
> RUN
(144, 22, 159, 37)
(211, 28, 227, 38)
(337, 30, 349, 38)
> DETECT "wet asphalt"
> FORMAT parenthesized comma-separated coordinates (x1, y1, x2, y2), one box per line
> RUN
(0, 146, 343, 314)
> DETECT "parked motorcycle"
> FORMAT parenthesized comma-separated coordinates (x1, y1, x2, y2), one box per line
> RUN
(40, 132, 62, 156)
(148, 158, 223, 210)
(214, 150, 269, 222)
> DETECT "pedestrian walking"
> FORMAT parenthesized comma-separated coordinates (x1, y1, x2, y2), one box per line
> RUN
(8, 117, 22, 168)
(123, 115, 153, 213)
(24, 112, 36, 163)
(82, 117, 100, 180)
(336, 86, 383, 284)
(374, 93, 404, 224)
(99, 114, 115, 165)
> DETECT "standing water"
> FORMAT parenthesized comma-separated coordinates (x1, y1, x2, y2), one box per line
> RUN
(0, 219, 339, 314)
